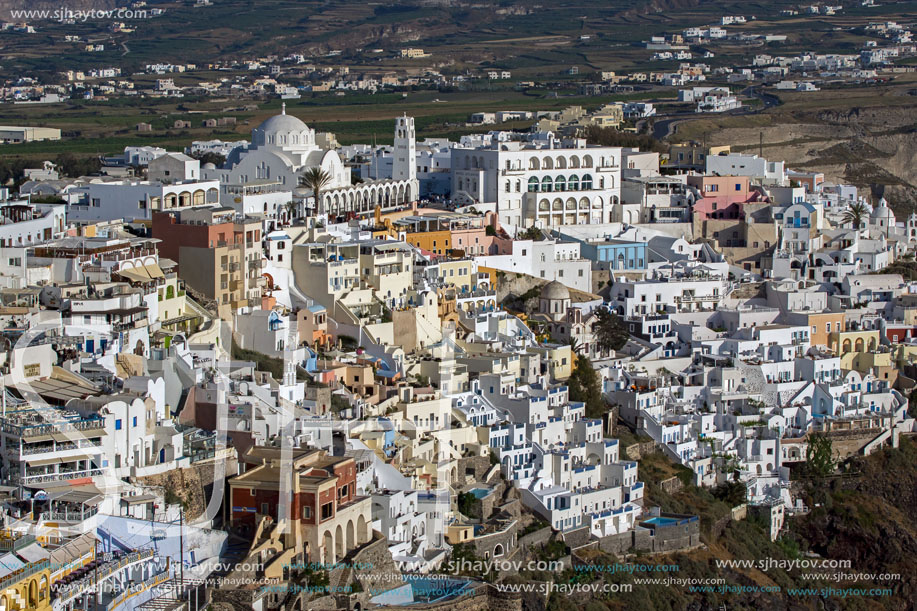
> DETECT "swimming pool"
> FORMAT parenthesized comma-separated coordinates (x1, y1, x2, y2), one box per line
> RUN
(468, 487, 492, 499)
(642, 516, 679, 526)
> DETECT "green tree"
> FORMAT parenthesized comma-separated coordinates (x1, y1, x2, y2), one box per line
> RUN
(805, 433, 836, 477)
(593, 308, 630, 353)
(518, 225, 544, 240)
(299, 166, 333, 217)
(567, 354, 606, 418)
(840, 201, 869, 231)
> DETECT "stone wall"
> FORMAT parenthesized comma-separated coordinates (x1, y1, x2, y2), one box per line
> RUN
(559, 525, 592, 549)
(471, 520, 520, 560)
(352, 533, 405, 595)
(649, 517, 701, 553)
(825, 430, 886, 458)
(658, 476, 684, 494)
(457, 455, 494, 483)
(731, 504, 748, 521)
(596, 516, 700, 557)
(624, 441, 657, 461)
(135, 456, 238, 521)
(519, 526, 553, 551)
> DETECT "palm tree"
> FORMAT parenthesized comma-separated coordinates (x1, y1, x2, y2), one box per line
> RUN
(568, 338, 584, 355)
(299, 167, 333, 218)
(841, 201, 869, 231)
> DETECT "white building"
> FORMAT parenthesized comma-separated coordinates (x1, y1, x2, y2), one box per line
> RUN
(476, 238, 592, 292)
(451, 135, 622, 229)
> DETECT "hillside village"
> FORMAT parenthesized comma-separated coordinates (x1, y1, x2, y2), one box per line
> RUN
(0, 100, 911, 609)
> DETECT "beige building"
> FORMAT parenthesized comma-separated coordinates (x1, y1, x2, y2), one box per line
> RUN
(153, 207, 264, 319)
(0, 125, 61, 143)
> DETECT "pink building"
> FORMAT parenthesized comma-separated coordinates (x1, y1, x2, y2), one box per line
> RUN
(689, 175, 768, 221)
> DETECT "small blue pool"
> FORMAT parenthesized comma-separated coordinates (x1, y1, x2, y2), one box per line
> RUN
(404, 576, 471, 603)
(643, 517, 679, 526)
(468, 487, 492, 499)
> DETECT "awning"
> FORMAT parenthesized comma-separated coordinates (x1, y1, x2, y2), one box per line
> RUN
(115, 264, 165, 282)
(121, 494, 156, 505)
(47, 485, 103, 506)
(24, 453, 98, 467)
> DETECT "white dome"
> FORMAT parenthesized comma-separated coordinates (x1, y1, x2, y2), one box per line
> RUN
(257, 113, 309, 134)
(541, 280, 570, 301)
(252, 106, 315, 150)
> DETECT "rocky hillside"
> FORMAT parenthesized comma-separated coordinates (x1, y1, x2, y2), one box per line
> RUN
(540, 438, 917, 610)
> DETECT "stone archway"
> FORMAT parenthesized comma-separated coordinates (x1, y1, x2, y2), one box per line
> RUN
(323, 530, 334, 563)
(346, 520, 355, 552)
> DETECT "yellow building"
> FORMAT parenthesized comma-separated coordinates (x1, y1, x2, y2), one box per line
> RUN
(829, 329, 881, 371)
(432, 258, 477, 292)
(446, 524, 474, 545)
(667, 142, 731, 169)
(404, 229, 453, 255)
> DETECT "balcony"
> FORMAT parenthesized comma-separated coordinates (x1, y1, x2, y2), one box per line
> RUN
(20, 439, 103, 457)
(39, 505, 99, 523)
(21, 467, 104, 485)
(11, 418, 105, 438)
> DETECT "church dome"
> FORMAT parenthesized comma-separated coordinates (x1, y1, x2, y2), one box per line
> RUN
(252, 104, 315, 150)
(257, 113, 309, 135)
(870, 197, 891, 218)
(541, 280, 570, 301)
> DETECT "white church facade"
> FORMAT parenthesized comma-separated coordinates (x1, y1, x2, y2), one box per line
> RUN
(204, 105, 418, 220)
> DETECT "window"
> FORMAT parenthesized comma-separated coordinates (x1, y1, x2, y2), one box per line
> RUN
(132, 416, 137, 427)
(115, 419, 122, 430)
(320, 502, 334, 520)
(826, 322, 831, 333)
(261, 503, 270, 514)
(302, 506, 312, 519)
(735, 183, 741, 191)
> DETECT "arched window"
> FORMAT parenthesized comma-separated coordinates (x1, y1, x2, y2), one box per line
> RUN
(554, 176, 566, 191)
(528, 177, 540, 192)
(556, 157, 567, 169)
(529, 158, 540, 170)
(541, 176, 553, 192)
(583, 155, 593, 168)
(568, 174, 579, 190)
(581, 174, 593, 190)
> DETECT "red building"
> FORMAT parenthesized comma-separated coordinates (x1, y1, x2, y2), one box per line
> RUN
(228, 446, 372, 563)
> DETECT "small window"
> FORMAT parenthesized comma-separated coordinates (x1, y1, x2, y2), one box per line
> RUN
(115, 419, 122, 431)
(132, 416, 137, 427)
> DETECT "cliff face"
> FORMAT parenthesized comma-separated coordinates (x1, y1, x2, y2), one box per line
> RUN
(692, 100, 917, 216)
(789, 438, 917, 606)
(557, 439, 917, 611)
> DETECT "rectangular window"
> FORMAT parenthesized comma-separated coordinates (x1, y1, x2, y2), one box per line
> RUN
(261, 503, 270, 514)
(115, 419, 122, 430)
(302, 506, 312, 519)
(321, 502, 333, 520)
(132, 416, 137, 427)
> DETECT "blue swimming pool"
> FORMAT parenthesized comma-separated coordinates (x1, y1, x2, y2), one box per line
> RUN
(468, 487, 492, 499)
(643, 516, 679, 526)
